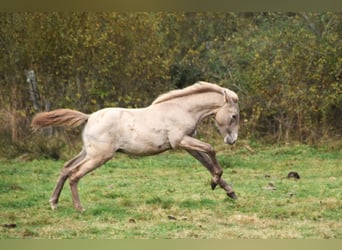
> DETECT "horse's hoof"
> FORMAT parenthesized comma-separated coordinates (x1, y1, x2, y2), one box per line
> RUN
(49, 199, 58, 210)
(50, 204, 58, 210)
(75, 206, 86, 212)
(211, 181, 218, 190)
(227, 191, 237, 200)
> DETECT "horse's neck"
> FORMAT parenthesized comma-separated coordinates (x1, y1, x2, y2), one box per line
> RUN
(180, 92, 224, 121)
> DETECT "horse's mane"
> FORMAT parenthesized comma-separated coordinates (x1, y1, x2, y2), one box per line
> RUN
(152, 81, 237, 105)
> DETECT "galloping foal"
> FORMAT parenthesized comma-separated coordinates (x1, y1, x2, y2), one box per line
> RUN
(31, 82, 239, 211)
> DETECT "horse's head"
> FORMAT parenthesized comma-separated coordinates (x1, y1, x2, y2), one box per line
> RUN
(215, 89, 239, 145)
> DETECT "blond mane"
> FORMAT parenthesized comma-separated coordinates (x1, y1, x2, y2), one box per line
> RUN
(152, 81, 236, 105)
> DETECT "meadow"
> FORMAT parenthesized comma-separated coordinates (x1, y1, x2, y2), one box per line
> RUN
(0, 143, 341, 239)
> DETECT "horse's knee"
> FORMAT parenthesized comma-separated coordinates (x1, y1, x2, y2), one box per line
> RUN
(205, 145, 216, 156)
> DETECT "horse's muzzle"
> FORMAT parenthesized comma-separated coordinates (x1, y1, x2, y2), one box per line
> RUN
(224, 134, 238, 145)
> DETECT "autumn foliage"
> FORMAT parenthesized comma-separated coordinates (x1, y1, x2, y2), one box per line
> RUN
(0, 12, 341, 158)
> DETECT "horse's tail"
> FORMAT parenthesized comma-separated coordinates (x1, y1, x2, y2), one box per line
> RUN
(31, 109, 89, 130)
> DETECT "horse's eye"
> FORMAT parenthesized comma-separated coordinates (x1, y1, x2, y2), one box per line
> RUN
(232, 115, 237, 120)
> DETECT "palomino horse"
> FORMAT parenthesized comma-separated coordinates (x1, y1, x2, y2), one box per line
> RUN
(31, 81, 239, 211)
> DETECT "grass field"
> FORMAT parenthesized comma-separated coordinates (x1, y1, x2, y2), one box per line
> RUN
(0, 143, 341, 239)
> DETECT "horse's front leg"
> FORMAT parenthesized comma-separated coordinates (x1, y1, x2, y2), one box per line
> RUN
(186, 149, 237, 200)
(178, 136, 230, 193)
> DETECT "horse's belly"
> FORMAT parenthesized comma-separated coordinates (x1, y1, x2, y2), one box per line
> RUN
(118, 131, 171, 156)
(118, 140, 171, 156)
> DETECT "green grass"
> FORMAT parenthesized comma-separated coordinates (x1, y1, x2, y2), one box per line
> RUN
(0, 143, 341, 239)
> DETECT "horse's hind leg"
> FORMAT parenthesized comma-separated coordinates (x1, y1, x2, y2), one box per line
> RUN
(49, 149, 86, 210)
(69, 151, 113, 211)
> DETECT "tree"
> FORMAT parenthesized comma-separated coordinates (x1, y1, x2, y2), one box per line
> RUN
(0, 12, 341, 159)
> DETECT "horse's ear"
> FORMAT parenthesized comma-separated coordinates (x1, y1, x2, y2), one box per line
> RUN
(223, 89, 238, 104)
(223, 90, 232, 104)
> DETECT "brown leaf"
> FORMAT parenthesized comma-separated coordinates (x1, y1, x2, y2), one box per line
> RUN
(287, 172, 300, 179)
(128, 218, 136, 223)
(264, 183, 276, 190)
(167, 215, 177, 220)
(3, 223, 17, 229)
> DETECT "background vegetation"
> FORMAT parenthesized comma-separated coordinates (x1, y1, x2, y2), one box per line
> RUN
(0, 12, 341, 158)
